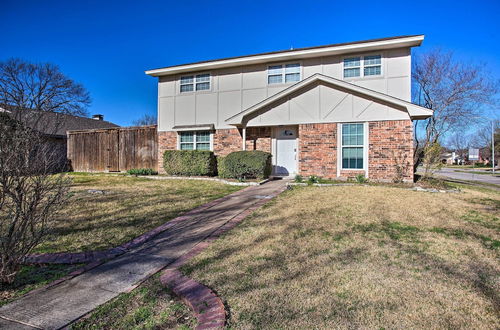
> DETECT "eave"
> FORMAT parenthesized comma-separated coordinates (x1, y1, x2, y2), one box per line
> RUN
(145, 35, 424, 77)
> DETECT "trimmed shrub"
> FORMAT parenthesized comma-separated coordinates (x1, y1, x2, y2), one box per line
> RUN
(127, 168, 158, 176)
(218, 150, 272, 180)
(217, 156, 228, 178)
(163, 150, 216, 176)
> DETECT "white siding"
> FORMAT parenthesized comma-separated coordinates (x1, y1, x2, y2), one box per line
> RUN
(157, 47, 412, 131)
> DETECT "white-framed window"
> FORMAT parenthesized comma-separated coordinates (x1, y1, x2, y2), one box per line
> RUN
(341, 123, 364, 169)
(180, 74, 210, 93)
(363, 55, 381, 76)
(179, 131, 212, 150)
(343, 57, 361, 78)
(343, 55, 382, 78)
(267, 63, 300, 84)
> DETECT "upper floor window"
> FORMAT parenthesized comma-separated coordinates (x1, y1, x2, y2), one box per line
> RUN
(179, 131, 211, 150)
(267, 63, 300, 84)
(180, 74, 210, 93)
(343, 55, 381, 78)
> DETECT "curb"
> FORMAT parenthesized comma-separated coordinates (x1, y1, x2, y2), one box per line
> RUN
(23, 185, 256, 265)
(159, 183, 287, 329)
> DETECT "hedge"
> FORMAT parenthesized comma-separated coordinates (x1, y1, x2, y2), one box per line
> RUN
(163, 150, 216, 176)
(218, 150, 272, 180)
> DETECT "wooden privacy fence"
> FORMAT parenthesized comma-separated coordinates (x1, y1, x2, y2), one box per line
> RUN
(67, 125, 158, 172)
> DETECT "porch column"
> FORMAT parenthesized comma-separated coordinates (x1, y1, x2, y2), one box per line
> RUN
(242, 126, 246, 151)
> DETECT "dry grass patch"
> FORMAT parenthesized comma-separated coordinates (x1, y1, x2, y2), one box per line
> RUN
(35, 173, 242, 253)
(182, 185, 500, 329)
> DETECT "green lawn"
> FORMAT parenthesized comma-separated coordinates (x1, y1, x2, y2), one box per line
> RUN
(71, 273, 195, 329)
(0, 264, 83, 307)
(181, 183, 499, 329)
(35, 173, 243, 253)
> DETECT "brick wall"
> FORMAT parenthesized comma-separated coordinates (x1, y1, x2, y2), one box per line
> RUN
(298, 123, 337, 178)
(158, 120, 413, 181)
(298, 120, 413, 181)
(213, 129, 242, 156)
(368, 120, 413, 182)
(245, 127, 272, 153)
(158, 128, 272, 171)
(213, 127, 272, 156)
(157, 131, 177, 173)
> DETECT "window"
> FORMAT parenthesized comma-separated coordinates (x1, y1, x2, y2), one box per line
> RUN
(180, 74, 210, 92)
(267, 63, 300, 84)
(179, 131, 211, 150)
(343, 57, 361, 78)
(343, 55, 381, 78)
(341, 123, 364, 169)
(364, 55, 381, 76)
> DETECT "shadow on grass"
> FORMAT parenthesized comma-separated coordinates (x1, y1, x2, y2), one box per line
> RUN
(181, 214, 500, 326)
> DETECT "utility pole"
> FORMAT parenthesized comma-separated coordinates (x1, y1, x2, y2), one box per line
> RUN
(493, 120, 496, 174)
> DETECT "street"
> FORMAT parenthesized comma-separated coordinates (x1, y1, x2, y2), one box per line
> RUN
(433, 167, 500, 185)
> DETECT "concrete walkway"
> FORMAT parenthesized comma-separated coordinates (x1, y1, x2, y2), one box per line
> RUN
(0, 179, 287, 330)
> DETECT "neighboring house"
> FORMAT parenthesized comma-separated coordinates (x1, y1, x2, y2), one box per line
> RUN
(441, 151, 463, 165)
(146, 35, 433, 182)
(0, 107, 119, 171)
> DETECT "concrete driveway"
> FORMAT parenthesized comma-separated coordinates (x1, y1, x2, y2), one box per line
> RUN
(433, 167, 500, 185)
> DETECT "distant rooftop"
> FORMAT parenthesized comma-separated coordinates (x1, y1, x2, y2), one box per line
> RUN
(0, 107, 119, 137)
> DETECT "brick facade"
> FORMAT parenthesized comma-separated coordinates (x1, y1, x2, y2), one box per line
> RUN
(298, 123, 337, 177)
(213, 129, 242, 156)
(157, 131, 177, 173)
(158, 128, 272, 172)
(158, 120, 413, 181)
(298, 120, 413, 181)
(245, 127, 272, 153)
(368, 120, 413, 182)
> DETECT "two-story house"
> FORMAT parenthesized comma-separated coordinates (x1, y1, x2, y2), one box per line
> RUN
(146, 35, 432, 182)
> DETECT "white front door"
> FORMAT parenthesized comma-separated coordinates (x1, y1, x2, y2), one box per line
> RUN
(274, 126, 298, 176)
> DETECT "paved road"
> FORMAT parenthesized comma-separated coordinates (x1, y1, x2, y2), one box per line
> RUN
(0, 180, 286, 330)
(433, 168, 500, 185)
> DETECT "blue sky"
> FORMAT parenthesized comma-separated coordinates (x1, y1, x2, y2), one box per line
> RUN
(1, 0, 499, 126)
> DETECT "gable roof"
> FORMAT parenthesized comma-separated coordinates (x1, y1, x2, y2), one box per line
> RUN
(0, 107, 119, 137)
(145, 35, 424, 77)
(225, 73, 433, 125)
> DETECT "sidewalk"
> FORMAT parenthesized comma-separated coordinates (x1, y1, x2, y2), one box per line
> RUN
(0, 179, 287, 330)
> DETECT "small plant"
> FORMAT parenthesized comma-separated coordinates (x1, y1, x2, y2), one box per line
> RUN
(127, 168, 158, 176)
(294, 175, 303, 183)
(355, 174, 368, 183)
(307, 175, 320, 184)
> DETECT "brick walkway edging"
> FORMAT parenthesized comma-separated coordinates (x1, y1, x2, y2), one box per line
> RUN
(159, 183, 287, 330)
(23, 188, 253, 265)
(21, 182, 286, 329)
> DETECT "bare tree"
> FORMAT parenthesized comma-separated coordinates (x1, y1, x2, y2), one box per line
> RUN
(412, 50, 498, 174)
(0, 58, 90, 283)
(132, 113, 157, 126)
(472, 120, 500, 162)
(0, 58, 90, 116)
(448, 132, 472, 163)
